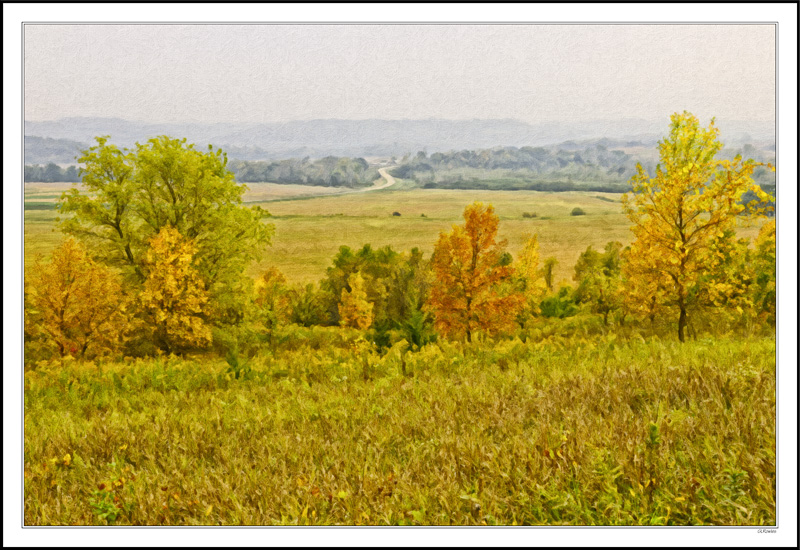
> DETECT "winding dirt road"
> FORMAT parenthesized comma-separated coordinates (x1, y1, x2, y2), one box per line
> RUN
(360, 167, 397, 192)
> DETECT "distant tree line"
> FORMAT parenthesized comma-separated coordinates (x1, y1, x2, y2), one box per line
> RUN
(390, 144, 776, 196)
(24, 163, 81, 183)
(228, 157, 380, 187)
(422, 180, 630, 193)
(390, 145, 640, 184)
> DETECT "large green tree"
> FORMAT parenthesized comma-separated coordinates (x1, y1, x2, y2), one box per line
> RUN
(58, 136, 274, 322)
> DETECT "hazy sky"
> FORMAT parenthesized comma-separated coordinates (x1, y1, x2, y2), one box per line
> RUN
(24, 24, 775, 123)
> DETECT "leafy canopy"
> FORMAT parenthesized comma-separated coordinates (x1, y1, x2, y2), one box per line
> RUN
(139, 226, 212, 353)
(321, 244, 431, 329)
(429, 202, 524, 341)
(58, 136, 274, 315)
(573, 242, 623, 325)
(621, 112, 774, 341)
(24, 239, 132, 360)
(338, 272, 375, 330)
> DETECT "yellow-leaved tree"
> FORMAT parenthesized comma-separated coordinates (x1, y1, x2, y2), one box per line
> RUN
(24, 238, 132, 360)
(620, 246, 664, 327)
(338, 272, 374, 330)
(622, 112, 774, 342)
(515, 234, 547, 319)
(707, 218, 777, 327)
(429, 202, 524, 341)
(140, 226, 212, 353)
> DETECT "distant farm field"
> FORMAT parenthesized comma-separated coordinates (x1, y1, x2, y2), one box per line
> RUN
(253, 188, 633, 284)
(23, 183, 761, 285)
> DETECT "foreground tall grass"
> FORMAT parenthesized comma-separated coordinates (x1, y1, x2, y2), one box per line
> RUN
(24, 334, 775, 526)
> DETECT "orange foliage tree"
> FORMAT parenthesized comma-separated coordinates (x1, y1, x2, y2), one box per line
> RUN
(428, 202, 524, 341)
(139, 226, 212, 353)
(24, 238, 131, 360)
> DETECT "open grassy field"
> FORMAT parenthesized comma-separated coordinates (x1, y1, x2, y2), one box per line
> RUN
(242, 182, 355, 201)
(24, 334, 775, 526)
(254, 188, 635, 284)
(25, 182, 762, 285)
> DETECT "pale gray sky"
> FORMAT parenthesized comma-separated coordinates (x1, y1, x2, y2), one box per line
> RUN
(24, 24, 775, 123)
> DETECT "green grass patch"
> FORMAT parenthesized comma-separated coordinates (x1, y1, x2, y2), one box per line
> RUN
(24, 335, 775, 525)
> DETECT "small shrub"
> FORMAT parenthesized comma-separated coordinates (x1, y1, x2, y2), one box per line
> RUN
(400, 308, 436, 350)
(522, 212, 538, 219)
(540, 286, 579, 318)
(367, 319, 394, 353)
(420, 213, 427, 218)
(24, 239, 135, 363)
(571, 207, 586, 216)
(225, 349, 253, 380)
(392, 211, 401, 217)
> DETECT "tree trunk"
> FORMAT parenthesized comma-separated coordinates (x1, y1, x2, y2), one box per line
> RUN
(465, 294, 472, 343)
(678, 306, 687, 343)
(648, 296, 657, 325)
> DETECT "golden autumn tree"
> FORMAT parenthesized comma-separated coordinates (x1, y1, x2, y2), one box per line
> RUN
(140, 226, 212, 353)
(703, 218, 777, 327)
(429, 202, 524, 341)
(338, 272, 374, 330)
(24, 238, 131, 360)
(620, 247, 664, 326)
(622, 112, 774, 342)
(515, 234, 547, 319)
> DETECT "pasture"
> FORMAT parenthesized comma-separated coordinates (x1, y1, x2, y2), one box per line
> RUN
(254, 187, 633, 284)
(24, 182, 762, 285)
(23, 182, 634, 285)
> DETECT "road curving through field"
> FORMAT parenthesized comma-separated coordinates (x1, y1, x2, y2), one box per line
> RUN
(360, 166, 397, 192)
